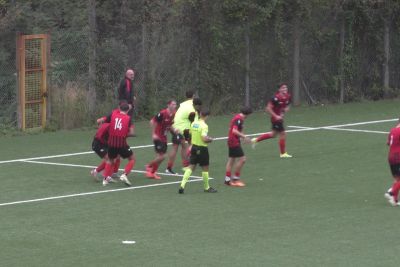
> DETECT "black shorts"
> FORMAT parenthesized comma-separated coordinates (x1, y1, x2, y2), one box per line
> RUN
(390, 163, 400, 176)
(108, 146, 133, 159)
(229, 146, 244, 158)
(92, 138, 107, 158)
(272, 121, 285, 132)
(172, 133, 184, 145)
(190, 145, 209, 167)
(154, 140, 168, 154)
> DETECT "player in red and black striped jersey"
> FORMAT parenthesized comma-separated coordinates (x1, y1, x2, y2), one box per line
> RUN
(224, 106, 252, 187)
(145, 100, 177, 179)
(100, 101, 136, 186)
(251, 83, 293, 158)
(384, 119, 400, 206)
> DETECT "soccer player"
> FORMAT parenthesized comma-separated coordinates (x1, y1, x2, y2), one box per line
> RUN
(384, 119, 400, 206)
(101, 101, 136, 186)
(145, 100, 177, 179)
(251, 83, 293, 158)
(171, 91, 202, 171)
(178, 109, 217, 194)
(225, 106, 253, 187)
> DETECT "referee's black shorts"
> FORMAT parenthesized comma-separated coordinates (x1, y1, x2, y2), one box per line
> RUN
(190, 145, 209, 167)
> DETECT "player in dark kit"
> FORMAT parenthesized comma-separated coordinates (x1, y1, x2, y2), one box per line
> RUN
(384, 119, 400, 206)
(251, 83, 293, 158)
(225, 106, 253, 187)
(101, 101, 136, 186)
(146, 100, 177, 179)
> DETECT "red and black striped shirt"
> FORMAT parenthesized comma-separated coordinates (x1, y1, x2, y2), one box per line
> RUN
(105, 110, 132, 148)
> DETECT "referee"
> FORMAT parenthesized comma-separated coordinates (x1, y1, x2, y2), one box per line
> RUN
(178, 108, 217, 194)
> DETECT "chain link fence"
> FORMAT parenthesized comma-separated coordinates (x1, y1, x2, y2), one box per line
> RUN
(1, 2, 400, 130)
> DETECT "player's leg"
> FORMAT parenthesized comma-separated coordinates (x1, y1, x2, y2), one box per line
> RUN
(102, 148, 117, 186)
(200, 148, 217, 193)
(147, 141, 166, 179)
(225, 157, 235, 185)
(391, 176, 400, 203)
(251, 128, 277, 148)
(179, 145, 197, 193)
(112, 156, 121, 178)
(231, 156, 246, 187)
(181, 142, 190, 167)
(227, 147, 246, 187)
(279, 130, 292, 158)
(166, 142, 179, 174)
(119, 147, 135, 186)
(385, 164, 400, 206)
(91, 139, 107, 179)
(179, 164, 196, 194)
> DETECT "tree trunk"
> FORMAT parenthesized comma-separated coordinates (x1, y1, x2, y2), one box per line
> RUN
(88, 0, 97, 114)
(244, 24, 250, 107)
(339, 13, 345, 103)
(292, 18, 301, 105)
(383, 16, 390, 95)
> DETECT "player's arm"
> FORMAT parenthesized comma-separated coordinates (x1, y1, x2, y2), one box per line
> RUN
(387, 132, 392, 146)
(188, 111, 196, 123)
(97, 113, 112, 124)
(266, 100, 282, 120)
(284, 97, 291, 113)
(127, 121, 136, 137)
(150, 113, 163, 140)
(201, 126, 213, 143)
(232, 128, 251, 143)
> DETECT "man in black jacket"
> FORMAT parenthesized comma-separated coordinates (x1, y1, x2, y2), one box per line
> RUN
(118, 69, 137, 120)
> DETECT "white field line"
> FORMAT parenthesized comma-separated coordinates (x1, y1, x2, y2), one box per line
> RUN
(21, 160, 202, 179)
(322, 127, 388, 134)
(288, 125, 389, 134)
(0, 178, 204, 207)
(0, 118, 395, 165)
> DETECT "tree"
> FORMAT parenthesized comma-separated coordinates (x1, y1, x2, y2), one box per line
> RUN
(88, 0, 97, 114)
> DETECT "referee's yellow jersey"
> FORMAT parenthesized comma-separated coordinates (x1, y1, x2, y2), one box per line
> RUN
(190, 119, 208, 147)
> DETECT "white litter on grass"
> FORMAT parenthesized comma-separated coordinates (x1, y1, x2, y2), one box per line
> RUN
(122, 240, 136, 245)
(259, 178, 263, 181)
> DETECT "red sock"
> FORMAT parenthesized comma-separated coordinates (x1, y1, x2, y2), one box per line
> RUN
(124, 159, 135, 175)
(391, 180, 400, 202)
(182, 159, 190, 167)
(147, 160, 155, 170)
(113, 158, 121, 173)
(103, 163, 113, 178)
(225, 171, 231, 177)
(151, 162, 159, 173)
(96, 160, 106, 172)
(257, 132, 274, 142)
(279, 139, 286, 154)
(234, 171, 240, 178)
